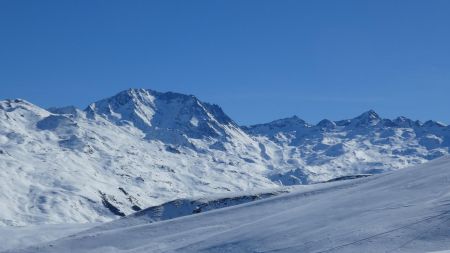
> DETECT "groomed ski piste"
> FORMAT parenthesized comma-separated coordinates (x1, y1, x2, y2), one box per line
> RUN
(7, 156, 450, 253)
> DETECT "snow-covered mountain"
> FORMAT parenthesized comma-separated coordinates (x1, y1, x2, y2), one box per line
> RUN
(245, 109, 450, 184)
(0, 88, 449, 226)
(11, 156, 450, 253)
(84, 89, 241, 145)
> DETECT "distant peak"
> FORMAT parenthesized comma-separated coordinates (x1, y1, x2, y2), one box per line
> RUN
(245, 115, 309, 133)
(118, 88, 201, 104)
(118, 88, 155, 102)
(394, 116, 411, 122)
(316, 119, 336, 128)
(86, 88, 196, 111)
(356, 110, 380, 120)
(391, 116, 418, 128)
(423, 120, 447, 128)
(350, 110, 381, 126)
(271, 115, 307, 126)
(83, 88, 237, 142)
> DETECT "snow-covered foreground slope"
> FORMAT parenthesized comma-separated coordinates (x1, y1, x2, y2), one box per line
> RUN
(0, 223, 96, 252)
(0, 189, 289, 252)
(12, 156, 450, 253)
(87, 187, 291, 233)
(0, 88, 449, 225)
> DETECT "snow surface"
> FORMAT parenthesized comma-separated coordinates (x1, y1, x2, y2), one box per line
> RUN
(9, 156, 450, 253)
(0, 189, 289, 252)
(1, 89, 449, 225)
(86, 187, 292, 233)
(0, 223, 96, 252)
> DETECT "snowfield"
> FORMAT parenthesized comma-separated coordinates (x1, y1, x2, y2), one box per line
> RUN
(0, 223, 97, 252)
(0, 88, 449, 225)
(7, 156, 450, 253)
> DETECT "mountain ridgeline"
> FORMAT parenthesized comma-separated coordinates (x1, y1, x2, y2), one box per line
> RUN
(0, 88, 449, 225)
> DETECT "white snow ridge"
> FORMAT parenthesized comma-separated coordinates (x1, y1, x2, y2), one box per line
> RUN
(1, 88, 450, 252)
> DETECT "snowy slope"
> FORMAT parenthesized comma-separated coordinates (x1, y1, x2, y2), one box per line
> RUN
(12, 156, 450, 253)
(0, 223, 96, 252)
(0, 88, 449, 225)
(0, 189, 290, 252)
(86, 187, 291, 233)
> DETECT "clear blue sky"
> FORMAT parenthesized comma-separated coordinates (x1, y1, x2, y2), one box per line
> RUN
(1, 0, 449, 125)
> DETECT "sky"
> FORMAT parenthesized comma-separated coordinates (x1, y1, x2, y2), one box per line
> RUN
(1, 0, 449, 125)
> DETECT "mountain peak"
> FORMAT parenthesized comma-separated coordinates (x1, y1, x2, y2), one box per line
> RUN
(89, 88, 206, 113)
(423, 120, 447, 128)
(351, 110, 381, 126)
(316, 119, 336, 129)
(265, 115, 308, 128)
(391, 116, 419, 128)
(84, 88, 237, 144)
(243, 115, 309, 136)
(356, 109, 380, 120)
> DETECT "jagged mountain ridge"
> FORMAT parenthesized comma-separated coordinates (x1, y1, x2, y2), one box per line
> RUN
(245, 109, 449, 183)
(84, 89, 238, 144)
(0, 88, 449, 225)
